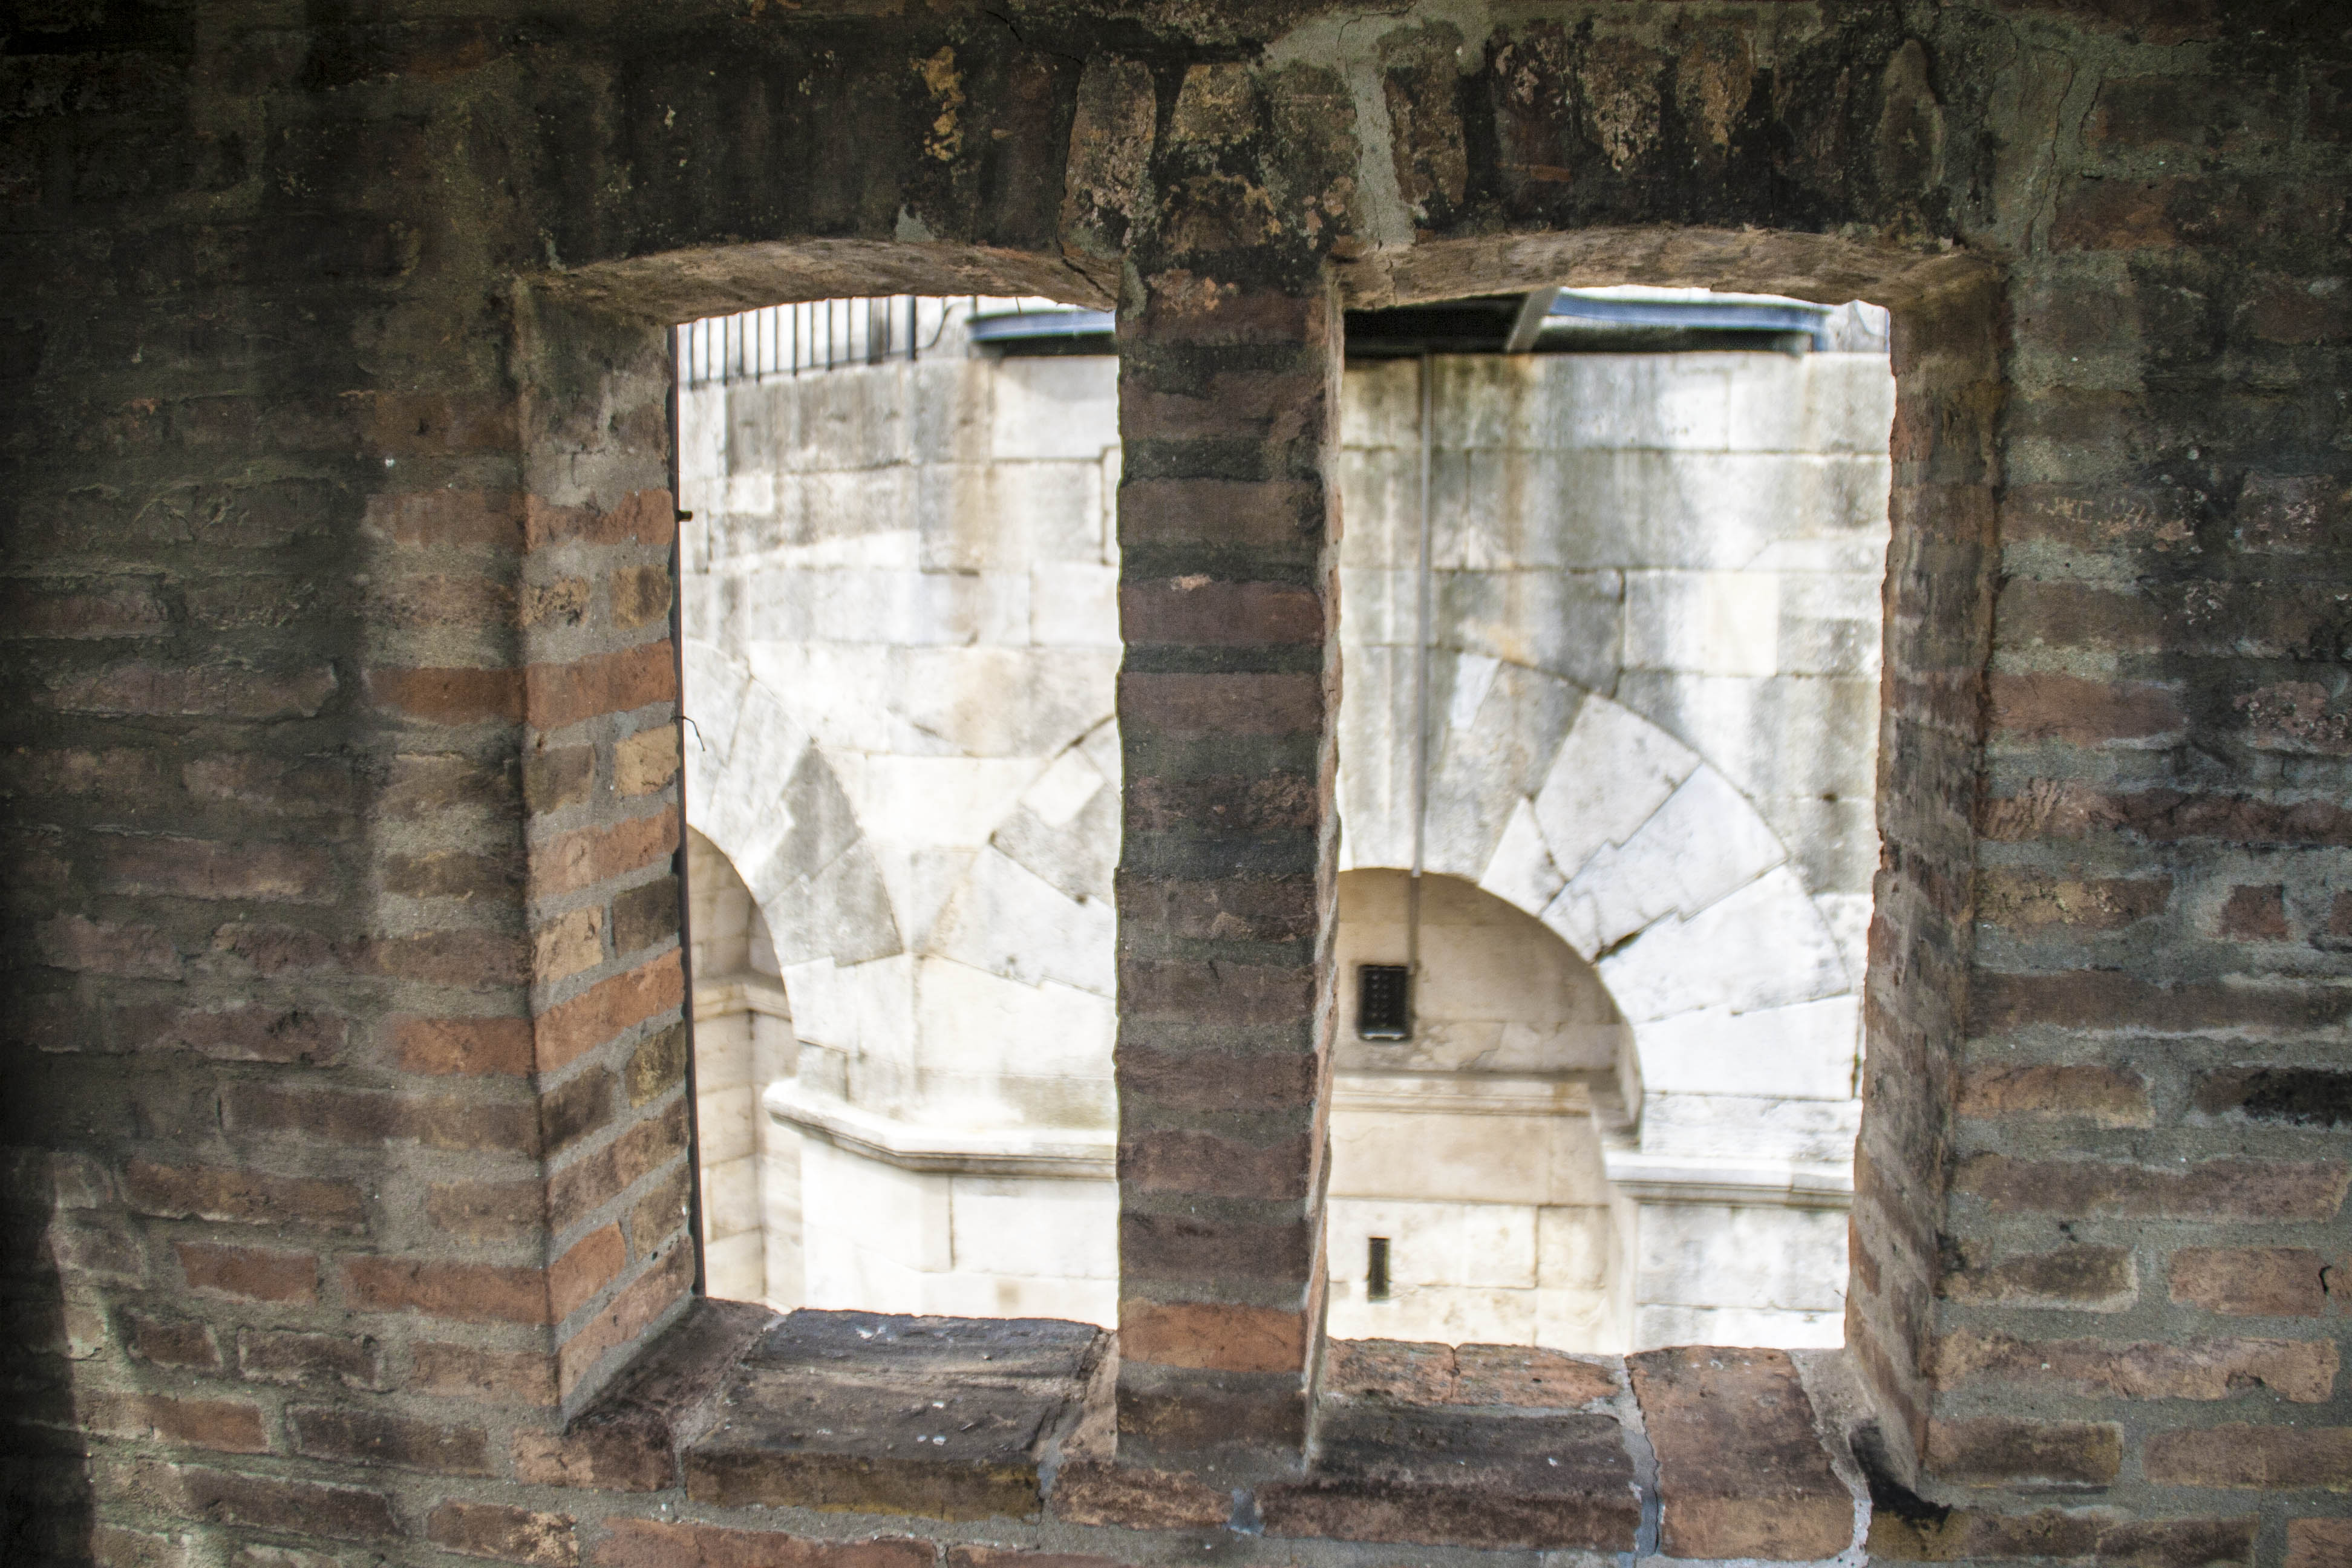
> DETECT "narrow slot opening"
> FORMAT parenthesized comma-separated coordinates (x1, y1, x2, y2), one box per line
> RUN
(1367, 1237, 1393, 1302)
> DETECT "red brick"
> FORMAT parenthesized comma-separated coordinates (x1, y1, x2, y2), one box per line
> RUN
(1121, 580, 1324, 647)
(1120, 1129, 1312, 1200)
(385, 848, 523, 900)
(1973, 868, 2169, 930)
(428, 1501, 578, 1566)
(427, 1178, 545, 1241)
(44, 662, 337, 720)
(612, 727, 678, 797)
(1630, 1347, 1852, 1561)
(528, 743, 595, 811)
(128, 1160, 366, 1231)
(1972, 972, 2352, 1034)
(549, 1100, 690, 1230)
(359, 391, 517, 456)
(90, 1525, 191, 1568)
(289, 1405, 490, 1474)
(377, 571, 518, 628)
(1120, 1299, 1306, 1374)
(237, 1329, 383, 1390)
(1872, 1508, 2256, 1566)
(99, 835, 335, 903)
(531, 806, 677, 898)
(523, 488, 675, 550)
(411, 1342, 560, 1406)
(2169, 1248, 2330, 1316)
(37, 915, 180, 978)
(136, 1004, 345, 1065)
(534, 904, 606, 982)
(592, 1521, 932, 1568)
(2146, 1425, 2352, 1489)
(557, 1238, 692, 1397)
(2288, 1519, 2352, 1568)
(1120, 671, 1322, 736)
(541, 1065, 616, 1154)
(2218, 884, 2290, 939)
(1988, 671, 2182, 744)
(354, 929, 531, 988)
(536, 953, 684, 1074)
(525, 639, 677, 733)
(0, 580, 169, 638)
(224, 1083, 537, 1154)
(1956, 1064, 2150, 1126)
(947, 1552, 1122, 1568)
(1926, 1418, 2122, 1487)
(1119, 956, 1315, 1025)
(122, 1312, 220, 1371)
(137, 1462, 396, 1540)
(1938, 1329, 2336, 1402)
(396, 1014, 534, 1075)
(612, 564, 671, 629)
(85, 1392, 268, 1454)
(512, 1422, 671, 1491)
(549, 1223, 627, 1319)
(1956, 1154, 2350, 1220)
(366, 665, 524, 725)
(177, 1242, 318, 1303)
(362, 488, 524, 547)
(1941, 1244, 2138, 1310)
(1050, 1458, 1230, 1529)
(626, 1164, 691, 1255)
(2236, 474, 2347, 555)
(344, 1255, 550, 1324)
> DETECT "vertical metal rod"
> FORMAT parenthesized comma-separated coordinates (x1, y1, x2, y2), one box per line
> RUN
(1408, 351, 1434, 1020)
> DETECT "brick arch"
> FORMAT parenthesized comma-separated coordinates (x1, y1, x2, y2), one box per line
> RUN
(1341, 668, 1856, 1109)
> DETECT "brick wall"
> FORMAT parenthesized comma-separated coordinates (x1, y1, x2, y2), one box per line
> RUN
(4, 4, 2348, 1565)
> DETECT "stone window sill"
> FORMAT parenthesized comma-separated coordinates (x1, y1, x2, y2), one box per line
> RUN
(567, 1300, 1870, 1561)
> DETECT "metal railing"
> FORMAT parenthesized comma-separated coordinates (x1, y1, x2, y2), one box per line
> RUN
(678, 296, 1080, 388)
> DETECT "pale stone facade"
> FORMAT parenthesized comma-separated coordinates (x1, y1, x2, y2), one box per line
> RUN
(677, 315, 1892, 1351)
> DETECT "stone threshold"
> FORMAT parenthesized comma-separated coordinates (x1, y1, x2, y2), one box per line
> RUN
(569, 1300, 1867, 1561)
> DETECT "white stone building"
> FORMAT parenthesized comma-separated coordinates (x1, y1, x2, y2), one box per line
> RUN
(675, 296, 1893, 1352)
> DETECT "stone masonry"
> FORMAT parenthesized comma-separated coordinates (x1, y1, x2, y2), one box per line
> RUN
(4, 4, 2349, 1567)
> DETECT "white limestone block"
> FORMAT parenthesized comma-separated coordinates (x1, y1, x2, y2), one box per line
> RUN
(1537, 1205, 1615, 1292)
(1633, 1201, 1849, 1312)
(1424, 662, 1581, 883)
(1627, 995, 1861, 1102)
(696, 1086, 757, 1166)
(693, 1011, 754, 1093)
(701, 1230, 768, 1307)
(780, 954, 915, 1070)
(1336, 359, 1420, 452)
(1598, 867, 1849, 1025)
(928, 846, 1116, 997)
(1029, 562, 1120, 647)
(701, 1151, 763, 1241)
(1325, 1197, 1539, 1290)
(1330, 1284, 1541, 1350)
(949, 1175, 1119, 1280)
(990, 356, 1120, 460)
(799, 1137, 953, 1274)
(1529, 697, 1698, 887)
(1622, 570, 1783, 678)
(1508, 354, 1733, 453)
(1638, 1091, 1861, 1165)
(1331, 1111, 1555, 1207)
(912, 957, 1116, 1085)
(1478, 797, 1567, 917)
(1544, 765, 1785, 958)
(1021, 745, 1107, 828)
(831, 754, 1037, 853)
(1633, 1304, 1844, 1353)
(991, 787, 1117, 907)
(1815, 892, 1873, 990)
(920, 1272, 1118, 1327)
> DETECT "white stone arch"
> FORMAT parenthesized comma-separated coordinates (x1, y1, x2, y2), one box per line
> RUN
(1338, 653, 1860, 1123)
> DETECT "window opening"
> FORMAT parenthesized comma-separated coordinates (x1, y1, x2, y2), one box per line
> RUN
(1328, 286, 1895, 1354)
(1367, 1237, 1393, 1302)
(675, 295, 1121, 1324)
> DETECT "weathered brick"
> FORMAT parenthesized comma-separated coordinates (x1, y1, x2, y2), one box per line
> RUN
(536, 953, 684, 1074)
(557, 1238, 693, 1397)
(45, 662, 338, 720)
(610, 564, 671, 629)
(1926, 1418, 2123, 1488)
(541, 1065, 616, 1155)
(523, 489, 675, 550)
(525, 640, 677, 733)
(129, 1161, 365, 1230)
(1975, 868, 2169, 931)
(426, 1177, 545, 1241)
(1119, 1299, 1305, 1374)
(2218, 884, 2290, 939)
(534, 904, 606, 982)
(1938, 1329, 2336, 1402)
(550, 1223, 628, 1319)
(137, 1462, 396, 1541)
(238, 1329, 383, 1390)
(1120, 1129, 1312, 1200)
(512, 1422, 672, 1491)
(2146, 1425, 2352, 1489)
(1941, 1244, 2138, 1311)
(1871, 1507, 2256, 1566)
(363, 487, 524, 547)
(1973, 972, 2352, 1035)
(100, 835, 336, 903)
(410, 1342, 560, 1406)
(1989, 672, 2183, 744)
(2288, 1519, 2352, 1568)
(385, 848, 522, 900)
(177, 1242, 318, 1303)
(612, 725, 679, 796)
(37, 915, 181, 978)
(343, 1255, 550, 1324)
(1956, 1154, 2350, 1220)
(625, 1163, 691, 1255)
(289, 1405, 491, 1474)
(365, 665, 523, 725)
(592, 1520, 932, 1568)
(1050, 1458, 1230, 1529)
(134, 1004, 345, 1065)
(549, 1100, 691, 1231)
(84, 1392, 269, 1454)
(2192, 1068, 2352, 1128)
(610, 874, 680, 958)
(122, 1312, 220, 1371)
(396, 1014, 534, 1075)
(1958, 1063, 2150, 1126)
(224, 1083, 536, 1154)
(1630, 1347, 1852, 1561)
(2169, 1247, 2330, 1316)
(1120, 671, 1322, 737)
(626, 1021, 690, 1105)
(428, 1501, 579, 1566)
(532, 808, 677, 900)
(527, 742, 595, 814)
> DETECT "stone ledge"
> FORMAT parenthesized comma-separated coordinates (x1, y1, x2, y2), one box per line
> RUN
(567, 1307, 1867, 1559)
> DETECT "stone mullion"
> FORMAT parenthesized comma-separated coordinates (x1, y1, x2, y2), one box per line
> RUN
(1112, 275, 1343, 1477)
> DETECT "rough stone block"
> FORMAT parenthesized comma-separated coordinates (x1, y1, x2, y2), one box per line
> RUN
(1629, 1346, 1853, 1561)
